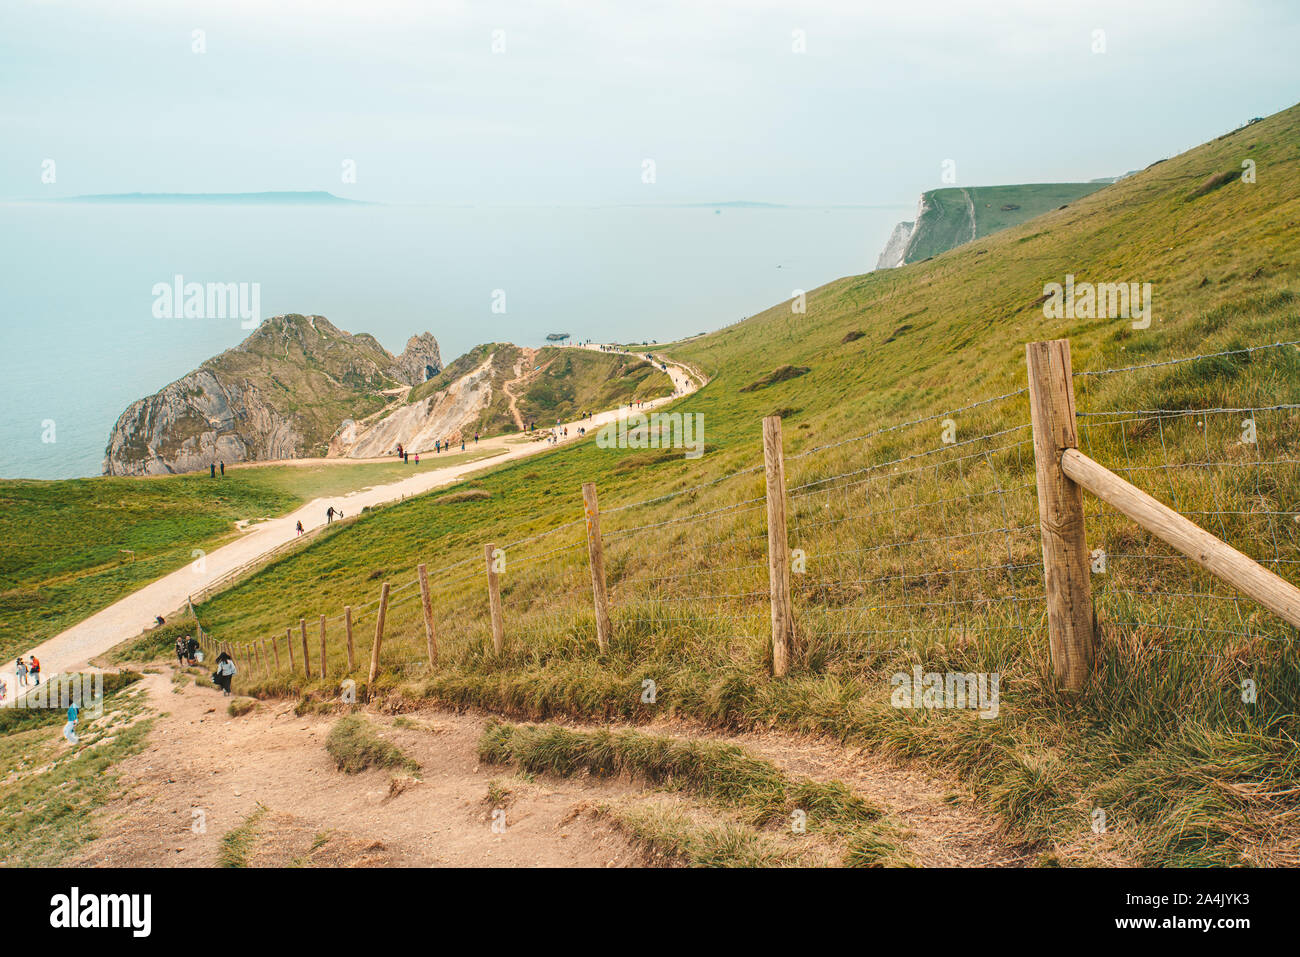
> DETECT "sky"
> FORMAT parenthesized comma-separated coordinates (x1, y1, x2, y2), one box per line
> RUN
(1, 0, 1297, 206)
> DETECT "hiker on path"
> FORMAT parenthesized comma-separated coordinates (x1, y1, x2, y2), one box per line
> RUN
(28, 656, 40, 685)
(0, 676, 6, 703)
(175, 636, 187, 666)
(326, 506, 335, 524)
(15, 658, 27, 687)
(64, 701, 79, 745)
(185, 634, 200, 665)
(219, 461, 225, 476)
(154, 615, 165, 627)
(295, 520, 304, 537)
(210, 463, 216, 478)
(214, 652, 236, 696)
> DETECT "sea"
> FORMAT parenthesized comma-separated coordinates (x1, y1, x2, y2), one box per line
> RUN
(0, 201, 907, 479)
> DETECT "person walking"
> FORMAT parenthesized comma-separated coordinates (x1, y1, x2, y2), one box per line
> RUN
(64, 700, 80, 745)
(219, 461, 225, 476)
(28, 655, 39, 686)
(296, 520, 304, 536)
(175, 636, 187, 666)
(185, 634, 200, 665)
(15, 657, 27, 687)
(326, 506, 335, 524)
(210, 462, 216, 478)
(214, 652, 236, 696)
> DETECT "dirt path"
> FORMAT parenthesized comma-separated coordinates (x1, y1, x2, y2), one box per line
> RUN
(502, 347, 543, 431)
(538, 714, 1030, 868)
(72, 665, 1028, 868)
(73, 670, 644, 868)
(10, 348, 703, 699)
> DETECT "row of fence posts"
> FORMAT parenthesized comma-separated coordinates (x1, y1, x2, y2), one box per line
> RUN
(188, 337, 1300, 692)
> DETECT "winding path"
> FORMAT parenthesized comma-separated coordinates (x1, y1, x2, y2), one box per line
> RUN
(7, 346, 700, 701)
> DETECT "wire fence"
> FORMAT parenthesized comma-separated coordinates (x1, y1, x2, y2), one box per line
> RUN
(191, 337, 1300, 695)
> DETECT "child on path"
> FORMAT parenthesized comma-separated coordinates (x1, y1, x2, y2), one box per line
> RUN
(64, 701, 79, 745)
(213, 652, 236, 696)
(15, 658, 27, 687)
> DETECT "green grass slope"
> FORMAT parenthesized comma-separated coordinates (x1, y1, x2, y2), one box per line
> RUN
(902, 182, 1106, 263)
(0, 459, 501, 659)
(407, 343, 673, 435)
(141, 103, 1300, 864)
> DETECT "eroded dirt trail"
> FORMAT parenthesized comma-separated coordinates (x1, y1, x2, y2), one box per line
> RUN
(74, 664, 1030, 868)
(74, 671, 641, 868)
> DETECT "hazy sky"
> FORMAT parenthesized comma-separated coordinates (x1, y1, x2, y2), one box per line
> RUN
(2, 0, 1297, 205)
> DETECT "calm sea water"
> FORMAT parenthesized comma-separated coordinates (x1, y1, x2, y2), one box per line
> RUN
(0, 202, 906, 479)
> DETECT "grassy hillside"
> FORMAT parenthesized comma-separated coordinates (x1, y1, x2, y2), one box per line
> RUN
(902, 183, 1106, 263)
(159, 103, 1300, 864)
(516, 348, 673, 424)
(407, 343, 673, 435)
(0, 458, 492, 659)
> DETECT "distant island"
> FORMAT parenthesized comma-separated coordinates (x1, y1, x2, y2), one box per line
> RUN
(51, 190, 374, 205)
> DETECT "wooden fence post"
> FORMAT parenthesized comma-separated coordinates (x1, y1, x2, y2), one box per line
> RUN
(1026, 338, 1096, 690)
(271, 635, 281, 672)
(581, 482, 612, 652)
(261, 640, 270, 675)
(299, 619, 312, 678)
(1063, 447, 1300, 628)
(418, 564, 439, 668)
(286, 627, 295, 672)
(485, 543, 505, 655)
(344, 606, 356, 672)
(319, 615, 328, 679)
(369, 582, 390, 684)
(762, 415, 796, 677)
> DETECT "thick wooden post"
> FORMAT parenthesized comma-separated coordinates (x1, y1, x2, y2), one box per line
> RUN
(286, 627, 295, 672)
(298, 618, 313, 678)
(344, 606, 356, 672)
(1026, 338, 1096, 689)
(485, 543, 505, 655)
(271, 635, 281, 671)
(369, 582, 390, 683)
(319, 615, 328, 679)
(582, 482, 613, 652)
(763, 415, 796, 677)
(418, 564, 439, 668)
